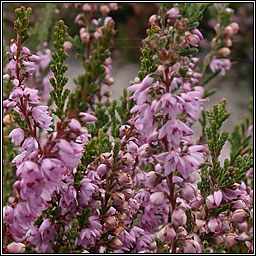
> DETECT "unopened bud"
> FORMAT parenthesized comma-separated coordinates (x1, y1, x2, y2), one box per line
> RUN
(82, 4, 91, 12)
(223, 26, 234, 36)
(223, 38, 232, 47)
(225, 233, 238, 247)
(3, 114, 13, 126)
(112, 192, 126, 205)
(3, 74, 10, 81)
(63, 41, 73, 52)
(7, 242, 25, 253)
(100, 5, 110, 15)
(80, 32, 90, 43)
(112, 226, 123, 236)
(229, 22, 239, 34)
(172, 209, 187, 226)
(150, 192, 165, 205)
(105, 77, 114, 85)
(105, 215, 119, 229)
(159, 225, 176, 242)
(109, 238, 123, 249)
(109, 3, 118, 11)
(219, 47, 231, 57)
(117, 172, 132, 186)
(122, 188, 134, 199)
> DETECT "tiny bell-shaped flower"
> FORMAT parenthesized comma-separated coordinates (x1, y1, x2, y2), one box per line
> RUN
(112, 192, 126, 205)
(158, 225, 176, 242)
(172, 209, 187, 227)
(105, 215, 119, 230)
(213, 190, 223, 207)
(79, 112, 97, 122)
(6, 242, 25, 253)
(8, 128, 24, 146)
(229, 22, 239, 34)
(150, 192, 165, 205)
(96, 164, 109, 176)
(109, 238, 123, 250)
(225, 233, 238, 247)
(231, 209, 247, 223)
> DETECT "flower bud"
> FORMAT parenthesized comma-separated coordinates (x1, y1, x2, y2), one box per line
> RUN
(212, 234, 224, 245)
(7, 242, 25, 253)
(159, 225, 176, 242)
(223, 26, 234, 36)
(213, 190, 223, 207)
(29, 54, 41, 62)
(166, 8, 180, 20)
(104, 77, 114, 85)
(96, 164, 109, 176)
(206, 194, 215, 209)
(109, 238, 123, 249)
(232, 209, 247, 223)
(21, 46, 31, 55)
(150, 192, 165, 205)
(3, 74, 10, 81)
(63, 41, 73, 52)
(82, 4, 91, 11)
(117, 212, 127, 223)
(122, 188, 134, 199)
(238, 221, 248, 232)
(80, 32, 90, 43)
(123, 152, 135, 166)
(192, 28, 203, 40)
(117, 172, 132, 186)
(149, 15, 158, 25)
(207, 218, 222, 233)
(109, 3, 118, 10)
(219, 47, 231, 57)
(237, 232, 249, 241)
(229, 22, 239, 34)
(188, 34, 200, 46)
(112, 192, 126, 205)
(195, 219, 206, 230)
(3, 114, 13, 126)
(181, 183, 197, 200)
(100, 5, 110, 15)
(223, 38, 232, 47)
(10, 43, 17, 55)
(79, 112, 97, 122)
(105, 215, 119, 229)
(112, 226, 123, 236)
(172, 209, 187, 227)
(225, 233, 238, 247)
(145, 171, 161, 188)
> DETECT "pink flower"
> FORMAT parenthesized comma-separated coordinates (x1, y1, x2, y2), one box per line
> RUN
(214, 190, 223, 207)
(150, 192, 165, 205)
(166, 8, 181, 20)
(8, 128, 24, 146)
(158, 225, 176, 242)
(171, 209, 187, 226)
(7, 242, 25, 253)
(32, 106, 53, 131)
(158, 120, 193, 149)
(207, 218, 222, 233)
(10, 43, 17, 55)
(79, 112, 97, 122)
(210, 59, 231, 75)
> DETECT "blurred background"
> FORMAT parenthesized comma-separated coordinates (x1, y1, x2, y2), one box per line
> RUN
(3, 3, 254, 161)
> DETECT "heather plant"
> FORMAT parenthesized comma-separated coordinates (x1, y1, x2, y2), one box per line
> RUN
(3, 3, 253, 254)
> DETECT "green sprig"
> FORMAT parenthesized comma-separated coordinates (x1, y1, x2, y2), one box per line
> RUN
(49, 20, 70, 121)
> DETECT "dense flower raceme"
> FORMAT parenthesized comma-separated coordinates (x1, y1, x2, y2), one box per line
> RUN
(3, 41, 96, 251)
